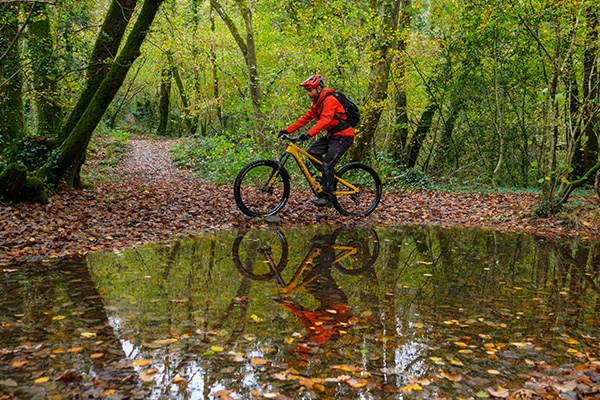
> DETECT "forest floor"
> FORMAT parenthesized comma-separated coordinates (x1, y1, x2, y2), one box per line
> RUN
(1, 135, 600, 266)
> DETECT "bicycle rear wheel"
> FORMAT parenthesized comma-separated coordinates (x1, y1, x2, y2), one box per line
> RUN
(232, 229, 289, 280)
(233, 160, 290, 217)
(331, 226, 380, 275)
(332, 162, 382, 216)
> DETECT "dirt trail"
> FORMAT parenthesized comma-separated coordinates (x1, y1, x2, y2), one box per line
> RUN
(1, 137, 599, 265)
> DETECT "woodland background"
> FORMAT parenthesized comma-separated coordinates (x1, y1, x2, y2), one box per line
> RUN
(0, 0, 598, 215)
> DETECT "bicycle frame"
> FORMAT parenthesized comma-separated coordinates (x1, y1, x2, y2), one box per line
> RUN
(264, 244, 358, 297)
(274, 141, 360, 196)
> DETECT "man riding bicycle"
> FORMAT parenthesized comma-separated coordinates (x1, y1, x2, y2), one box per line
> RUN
(279, 75, 355, 207)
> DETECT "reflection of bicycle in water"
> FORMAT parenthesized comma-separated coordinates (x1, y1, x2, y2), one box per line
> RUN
(232, 227, 379, 356)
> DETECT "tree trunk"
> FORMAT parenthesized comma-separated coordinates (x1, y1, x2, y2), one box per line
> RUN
(168, 55, 198, 135)
(28, 2, 61, 135)
(59, 0, 137, 187)
(350, 0, 404, 162)
(0, 2, 25, 150)
(38, 0, 165, 186)
(58, 0, 137, 143)
(405, 103, 437, 169)
(210, 0, 263, 135)
(210, 8, 223, 128)
(157, 64, 171, 135)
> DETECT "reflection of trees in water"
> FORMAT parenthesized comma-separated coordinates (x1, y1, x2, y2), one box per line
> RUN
(0, 259, 143, 398)
(374, 226, 599, 341)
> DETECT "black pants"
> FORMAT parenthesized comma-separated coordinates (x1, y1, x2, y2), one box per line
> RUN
(307, 135, 353, 199)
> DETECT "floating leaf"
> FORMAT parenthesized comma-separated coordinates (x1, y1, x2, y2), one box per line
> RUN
(211, 346, 224, 352)
(250, 358, 269, 365)
(90, 353, 104, 359)
(250, 314, 264, 322)
(133, 359, 152, 367)
(401, 383, 423, 393)
(34, 377, 49, 384)
(348, 379, 368, 388)
(440, 372, 462, 382)
(11, 361, 28, 367)
(449, 358, 464, 367)
(68, 347, 84, 353)
(80, 332, 97, 339)
(154, 338, 178, 345)
(52, 315, 66, 321)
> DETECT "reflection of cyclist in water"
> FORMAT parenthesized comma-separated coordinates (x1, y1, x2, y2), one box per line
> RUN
(278, 233, 353, 357)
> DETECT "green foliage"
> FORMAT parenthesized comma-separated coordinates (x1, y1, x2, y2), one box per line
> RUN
(171, 135, 275, 184)
(5, 134, 55, 171)
(395, 167, 432, 189)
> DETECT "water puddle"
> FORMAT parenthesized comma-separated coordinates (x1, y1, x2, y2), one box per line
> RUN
(1, 225, 599, 399)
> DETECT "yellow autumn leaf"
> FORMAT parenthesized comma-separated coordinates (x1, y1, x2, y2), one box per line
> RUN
(331, 364, 361, 372)
(80, 332, 97, 339)
(250, 358, 269, 365)
(52, 315, 66, 321)
(211, 346, 224, 352)
(348, 379, 368, 388)
(487, 369, 501, 375)
(133, 359, 152, 367)
(68, 347, 84, 353)
(34, 377, 49, 384)
(454, 342, 468, 347)
(449, 358, 464, 366)
(401, 383, 423, 393)
(250, 314, 264, 322)
(563, 338, 580, 345)
(429, 356, 445, 364)
(52, 348, 64, 354)
(90, 353, 104, 359)
(458, 349, 473, 354)
(172, 377, 185, 384)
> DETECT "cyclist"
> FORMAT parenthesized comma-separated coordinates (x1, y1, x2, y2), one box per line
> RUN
(278, 74, 355, 207)
(277, 233, 352, 358)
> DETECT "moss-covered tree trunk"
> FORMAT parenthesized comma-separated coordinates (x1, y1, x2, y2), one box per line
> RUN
(405, 102, 437, 169)
(38, 0, 165, 186)
(58, 0, 138, 144)
(350, 0, 403, 162)
(28, 2, 62, 136)
(0, 2, 25, 151)
(157, 63, 172, 135)
(59, 0, 138, 187)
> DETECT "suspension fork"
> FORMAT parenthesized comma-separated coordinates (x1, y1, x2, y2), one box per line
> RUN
(264, 152, 291, 189)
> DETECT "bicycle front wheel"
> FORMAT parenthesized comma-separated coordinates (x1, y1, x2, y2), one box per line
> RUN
(233, 160, 290, 217)
(332, 162, 382, 216)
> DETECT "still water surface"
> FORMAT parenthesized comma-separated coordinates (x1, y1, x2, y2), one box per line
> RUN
(1, 225, 598, 399)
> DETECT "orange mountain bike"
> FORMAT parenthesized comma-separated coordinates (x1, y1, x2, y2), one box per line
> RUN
(233, 134, 382, 217)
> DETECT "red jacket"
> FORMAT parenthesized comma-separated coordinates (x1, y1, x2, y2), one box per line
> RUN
(285, 88, 354, 138)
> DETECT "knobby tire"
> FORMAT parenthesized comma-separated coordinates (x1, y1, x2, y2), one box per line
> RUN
(233, 160, 290, 217)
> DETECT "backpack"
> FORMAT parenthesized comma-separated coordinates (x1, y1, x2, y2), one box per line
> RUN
(327, 91, 360, 133)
